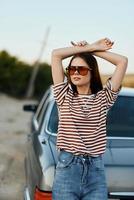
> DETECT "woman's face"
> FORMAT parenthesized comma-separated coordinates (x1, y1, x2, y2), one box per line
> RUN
(69, 57, 91, 87)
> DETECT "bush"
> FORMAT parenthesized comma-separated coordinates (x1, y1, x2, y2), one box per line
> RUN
(34, 62, 53, 100)
(0, 50, 52, 99)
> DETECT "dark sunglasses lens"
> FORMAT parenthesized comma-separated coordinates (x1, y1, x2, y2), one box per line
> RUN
(78, 67, 89, 75)
(68, 66, 89, 76)
(68, 67, 76, 75)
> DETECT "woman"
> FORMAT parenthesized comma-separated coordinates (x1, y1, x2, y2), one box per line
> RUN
(51, 38, 128, 200)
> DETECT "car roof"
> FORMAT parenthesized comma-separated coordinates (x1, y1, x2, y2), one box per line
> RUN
(48, 85, 134, 100)
(119, 87, 134, 97)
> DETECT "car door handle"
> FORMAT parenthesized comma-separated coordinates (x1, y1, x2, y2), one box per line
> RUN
(42, 139, 46, 144)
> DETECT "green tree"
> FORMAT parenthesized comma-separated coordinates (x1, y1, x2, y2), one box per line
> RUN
(0, 50, 52, 99)
(34, 62, 53, 99)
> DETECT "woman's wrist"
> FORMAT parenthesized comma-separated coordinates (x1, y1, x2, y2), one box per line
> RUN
(70, 40, 97, 53)
(52, 44, 96, 60)
(86, 43, 96, 52)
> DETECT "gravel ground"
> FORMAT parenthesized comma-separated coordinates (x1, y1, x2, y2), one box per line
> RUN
(0, 93, 36, 200)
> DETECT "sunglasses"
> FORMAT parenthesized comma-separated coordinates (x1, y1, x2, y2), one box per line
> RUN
(67, 66, 91, 76)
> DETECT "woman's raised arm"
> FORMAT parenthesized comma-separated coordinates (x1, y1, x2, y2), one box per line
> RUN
(93, 50, 128, 91)
(51, 39, 113, 85)
(71, 38, 128, 91)
(51, 44, 94, 85)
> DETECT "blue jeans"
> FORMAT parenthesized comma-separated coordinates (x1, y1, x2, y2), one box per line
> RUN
(52, 150, 108, 200)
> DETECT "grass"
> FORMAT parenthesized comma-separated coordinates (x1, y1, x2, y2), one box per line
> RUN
(101, 74, 134, 88)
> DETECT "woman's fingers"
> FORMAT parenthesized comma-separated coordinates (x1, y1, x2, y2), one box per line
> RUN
(71, 40, 88, 46)
(104, 38, 114, 46)
(81, 40, 88, 45)
(71, 41, 77, 46)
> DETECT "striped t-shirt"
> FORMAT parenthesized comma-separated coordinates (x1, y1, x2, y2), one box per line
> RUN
(53, 79, 120, 156)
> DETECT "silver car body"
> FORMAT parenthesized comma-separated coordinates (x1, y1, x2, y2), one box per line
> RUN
(24, 87, 134, 200)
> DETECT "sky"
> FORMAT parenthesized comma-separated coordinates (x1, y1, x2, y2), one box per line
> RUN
(0, 0, 134, 74)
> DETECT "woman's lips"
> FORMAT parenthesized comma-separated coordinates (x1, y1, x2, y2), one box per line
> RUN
(73, 77, 81, 81)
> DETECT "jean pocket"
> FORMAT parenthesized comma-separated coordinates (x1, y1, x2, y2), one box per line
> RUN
(91, 156, 105, 171)
(56, 151, 74, 169)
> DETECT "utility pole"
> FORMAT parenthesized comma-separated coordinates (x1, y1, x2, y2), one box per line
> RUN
(26, 26, 50, 98)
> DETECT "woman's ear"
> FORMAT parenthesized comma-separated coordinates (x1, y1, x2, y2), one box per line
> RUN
(65, 67, 69, 77)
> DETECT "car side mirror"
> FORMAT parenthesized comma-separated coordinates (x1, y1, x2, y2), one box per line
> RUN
(23, 104, 38, 113)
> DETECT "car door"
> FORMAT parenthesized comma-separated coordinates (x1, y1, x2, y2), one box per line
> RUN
(25, 89, 51, 198)
(44, 100, 58, 164)
(106, 95, 134, 193)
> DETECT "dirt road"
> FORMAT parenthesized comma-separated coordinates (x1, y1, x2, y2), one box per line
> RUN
(0, 93, 36, 200)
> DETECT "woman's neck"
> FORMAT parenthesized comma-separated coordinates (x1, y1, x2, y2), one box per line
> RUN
(77, 86, 92, 95)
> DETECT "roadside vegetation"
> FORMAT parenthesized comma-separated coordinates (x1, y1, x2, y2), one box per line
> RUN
(0, 50, 52, 100)
(102, 74, 134, 88)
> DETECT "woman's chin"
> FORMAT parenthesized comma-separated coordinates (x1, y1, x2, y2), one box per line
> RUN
(72, 81, 82, 86)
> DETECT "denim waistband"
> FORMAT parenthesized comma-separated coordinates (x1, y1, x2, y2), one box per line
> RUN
(59, 149, 100, 160)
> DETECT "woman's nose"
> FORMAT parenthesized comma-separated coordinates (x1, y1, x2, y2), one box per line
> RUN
(74, 69, 79, 75)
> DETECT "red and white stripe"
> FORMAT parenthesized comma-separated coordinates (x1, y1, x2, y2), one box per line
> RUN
(53, 80, 120, 156)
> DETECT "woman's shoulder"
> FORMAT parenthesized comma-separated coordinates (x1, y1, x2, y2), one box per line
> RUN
(52, 81, 69, 91)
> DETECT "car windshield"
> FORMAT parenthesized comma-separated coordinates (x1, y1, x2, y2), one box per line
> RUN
(107, 95, 134, 137)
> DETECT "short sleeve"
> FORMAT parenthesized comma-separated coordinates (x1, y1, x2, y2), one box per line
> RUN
(104, 78, 121, 110)
(52, 82, 69, 106)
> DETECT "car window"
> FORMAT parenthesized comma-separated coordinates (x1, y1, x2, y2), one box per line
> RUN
(47, 102, 58, 134)
(107, 95, 134, 137)
(35, 89, 50, 127)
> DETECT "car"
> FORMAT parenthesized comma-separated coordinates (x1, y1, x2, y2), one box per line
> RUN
(23, 86, 134, 200)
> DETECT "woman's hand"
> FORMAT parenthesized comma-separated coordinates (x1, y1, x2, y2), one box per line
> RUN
(71, 40, 88, 47)
(71, 38, 114, 51)
(92, 38, 114, 51)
